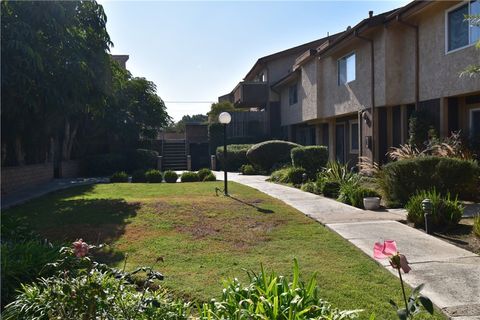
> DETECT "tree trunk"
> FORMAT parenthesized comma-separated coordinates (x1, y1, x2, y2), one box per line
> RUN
(62, 118, 79, 161)
(14, 136, 25, 165)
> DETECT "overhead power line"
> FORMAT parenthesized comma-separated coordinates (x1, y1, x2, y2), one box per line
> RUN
(164, 101, 215, 104)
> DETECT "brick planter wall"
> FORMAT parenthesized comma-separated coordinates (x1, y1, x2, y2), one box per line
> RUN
(1, 163, 54, 194)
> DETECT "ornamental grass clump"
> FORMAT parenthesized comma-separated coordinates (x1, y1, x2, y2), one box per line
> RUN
(201, 259, 360, 320)
(405, 189, 463, 228)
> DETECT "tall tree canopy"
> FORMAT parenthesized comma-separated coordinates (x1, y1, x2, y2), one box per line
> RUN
(1, 1, 171, 166)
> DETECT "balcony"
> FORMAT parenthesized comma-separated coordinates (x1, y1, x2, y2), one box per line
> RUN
(232, 81, 268, 108)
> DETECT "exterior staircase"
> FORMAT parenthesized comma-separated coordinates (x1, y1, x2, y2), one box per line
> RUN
(162, 140, 187, 171)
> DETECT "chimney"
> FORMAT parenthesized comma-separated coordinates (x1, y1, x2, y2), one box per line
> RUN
(369, 10, 374, 18)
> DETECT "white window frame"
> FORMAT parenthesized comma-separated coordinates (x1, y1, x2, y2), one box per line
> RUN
(349, 120, 359, 154)
(337, 52, 356, 85)
(470, 107, 480, 131)
(445, 0, 479, 54)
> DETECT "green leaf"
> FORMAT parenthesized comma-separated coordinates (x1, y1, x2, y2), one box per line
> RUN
(397, 308, 408, 320)
(419, 296, 434, 314)
(389, 299, 398, 309)
(369, 313, 376, 320)
(412, 283, 424, 295)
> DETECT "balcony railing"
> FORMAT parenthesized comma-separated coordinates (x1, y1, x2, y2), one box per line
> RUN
(232, 81, 268, 108)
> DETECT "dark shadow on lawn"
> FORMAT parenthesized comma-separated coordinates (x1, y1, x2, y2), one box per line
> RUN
(227, 195, 274, 214)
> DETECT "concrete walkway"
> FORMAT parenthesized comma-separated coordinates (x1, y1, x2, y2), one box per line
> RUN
(1, 177, 108, 210)
(217, 172, 480, 319)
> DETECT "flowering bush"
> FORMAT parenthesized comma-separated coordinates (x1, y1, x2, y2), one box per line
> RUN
(3, 240, 191, 320)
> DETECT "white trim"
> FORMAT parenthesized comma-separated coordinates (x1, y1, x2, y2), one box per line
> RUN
(349, 120, 359, 154)
(445, 0, 478, 54)
(337, 51, 356, 86)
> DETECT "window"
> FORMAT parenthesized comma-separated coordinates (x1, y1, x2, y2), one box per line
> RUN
(350, 121, 359, 153)
(338, 52, 356, 85)
(289, 83, 298, 105)
(447, 1, 480, 52)
(470, 107, 480, 138)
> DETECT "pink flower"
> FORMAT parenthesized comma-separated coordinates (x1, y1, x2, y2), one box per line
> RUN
(73, 239, 89, 258)
(373, 240, 411, 273)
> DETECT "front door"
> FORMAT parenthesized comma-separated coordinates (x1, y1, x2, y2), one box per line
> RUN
(335, 123, 345, 163)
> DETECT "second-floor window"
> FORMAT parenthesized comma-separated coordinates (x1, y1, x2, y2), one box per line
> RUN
(289, 83, 298, 105)
(338, 52, 356, 85)
(447, 0, 480, 52)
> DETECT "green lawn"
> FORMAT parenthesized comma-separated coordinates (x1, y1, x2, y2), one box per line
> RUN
(3, 182, 444, 319)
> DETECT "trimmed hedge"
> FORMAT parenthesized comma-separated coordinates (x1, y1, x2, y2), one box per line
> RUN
(82, 153, 127, 176)
(247, 140, 301, 171)
(202, 172, 216, 181)
(380, 156, 480, 206)
(131, 169, 146, 183)
(163, 170, 178, 183)
(145, 169, 163, 183)
(181, 171, 199, 182)
(291, 146, 328, 178)
(110, 171, 129, 183)
(216, 144, 253, 171)
(240, 164, 256, 175)
(126, 149, 158, 171)
(197, 168, 213, 181)
(406, 189, 463, 228)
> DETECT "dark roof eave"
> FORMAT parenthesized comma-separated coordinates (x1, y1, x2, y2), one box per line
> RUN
(271, 70, 300, 90)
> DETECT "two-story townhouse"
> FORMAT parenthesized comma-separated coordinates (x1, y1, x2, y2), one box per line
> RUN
(218, 34, 342, 139)
(277, 0, 479, 165)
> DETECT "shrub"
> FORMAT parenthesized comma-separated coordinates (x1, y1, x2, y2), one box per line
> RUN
(163, 170, 178, 183)
(82, 153, 127, 176)
(287, 167, 307, 185)
(202, 172, 216, 182)
(474, 215, 480, 238)
(145, 169, 163, 183)
(319, 161, 360, 186)
(197, 168, 213, 181)
(3, 244, 191, 320)
(181, 171, 199, 182)
(301, 182, 320, 194)
(380, 157, 480, 206)
(269, 167, 291, 183)
(1, 240, 60, 308)
(201, 259, 359, 319)
(131, 169, 146, 183)
(247, 140, 301, 171)
(240, 164, 256, 175)
(126, 148, 159, 171)
(338, 185, 381, 209)
(110, 171, 129, 183)
(291, 146, 329, 178)
(405, 189, 463, 228)
(269, 167, 306, 185)
(216, 144, 253, 171)
(322, 181, 341, 198)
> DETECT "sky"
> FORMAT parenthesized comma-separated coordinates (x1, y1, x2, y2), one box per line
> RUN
(99, 0, 409, 121)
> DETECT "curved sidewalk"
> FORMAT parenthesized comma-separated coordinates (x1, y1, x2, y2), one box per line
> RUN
(218, 172, 480, 320)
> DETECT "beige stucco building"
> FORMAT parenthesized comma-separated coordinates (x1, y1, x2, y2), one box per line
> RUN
(220, 0, 480, 165)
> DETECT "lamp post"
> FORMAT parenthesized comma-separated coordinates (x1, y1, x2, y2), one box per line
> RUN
(218, 112, 231, 196)
(421, 198, 432, 234)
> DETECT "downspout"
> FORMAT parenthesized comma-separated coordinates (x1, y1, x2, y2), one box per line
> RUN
(354, 30, 375, 164)
(396, 15, 419, 110)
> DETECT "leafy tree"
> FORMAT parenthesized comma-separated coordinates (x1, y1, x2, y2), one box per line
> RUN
(166, 114, 208, 133)
(207, 101, 235, 123)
